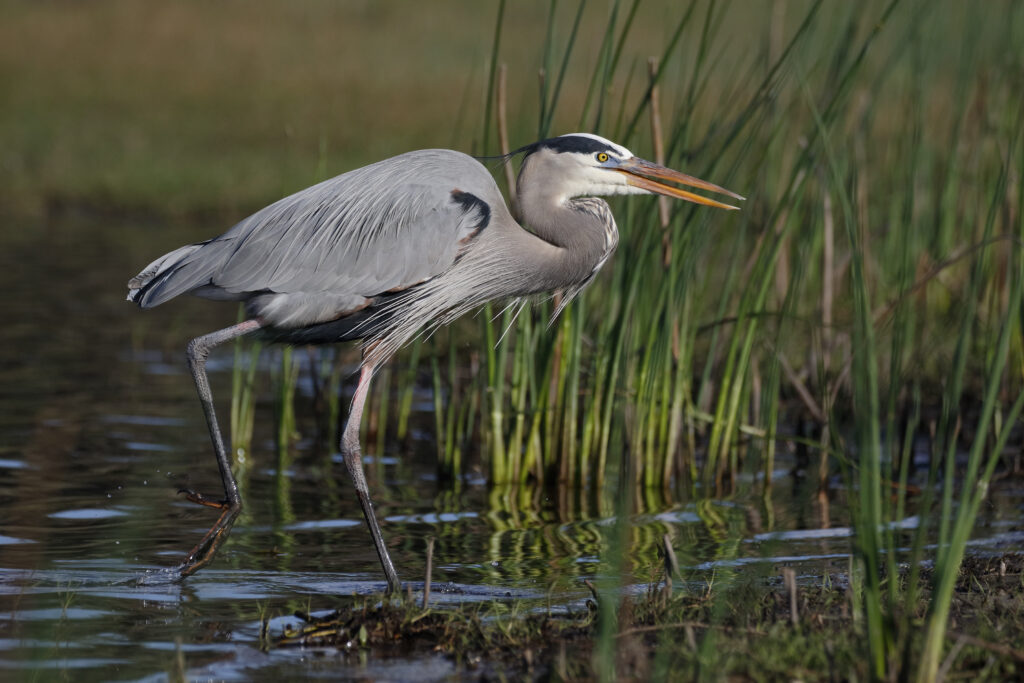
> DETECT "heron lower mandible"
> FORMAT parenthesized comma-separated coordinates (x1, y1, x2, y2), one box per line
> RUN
(127, 133, 743, 592)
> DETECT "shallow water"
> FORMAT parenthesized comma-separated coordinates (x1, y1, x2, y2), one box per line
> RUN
(2, 214, 1023, 680)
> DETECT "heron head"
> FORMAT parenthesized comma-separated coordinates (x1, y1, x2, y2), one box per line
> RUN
(522, 133, 743, 210)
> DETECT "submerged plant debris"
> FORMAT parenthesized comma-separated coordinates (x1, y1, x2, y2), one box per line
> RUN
(267, 553, 1024, 680)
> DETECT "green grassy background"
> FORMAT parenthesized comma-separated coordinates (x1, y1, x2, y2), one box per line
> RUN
(5, 1, 1014, 216)
(1, 0, 705, 215)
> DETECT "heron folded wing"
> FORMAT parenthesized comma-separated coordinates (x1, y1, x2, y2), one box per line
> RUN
(204, 152, 502, 321)
(125, 149, 507, 326)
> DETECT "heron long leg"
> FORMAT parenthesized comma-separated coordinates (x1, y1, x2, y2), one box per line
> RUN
(177, 319, 263, 578)
(340, 361, 402, 593)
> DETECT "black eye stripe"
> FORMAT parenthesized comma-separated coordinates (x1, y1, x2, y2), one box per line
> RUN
(537, 136, 618, 156)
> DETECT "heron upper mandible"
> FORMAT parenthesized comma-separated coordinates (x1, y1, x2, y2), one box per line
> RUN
(128, 133, 742, 591)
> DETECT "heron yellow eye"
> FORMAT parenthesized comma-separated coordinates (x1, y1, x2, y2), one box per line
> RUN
(596, 152, 609, 163)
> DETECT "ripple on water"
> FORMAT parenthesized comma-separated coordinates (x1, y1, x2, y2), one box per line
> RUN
(0, 535, 36, 545)
(100, 414, 187, 427)
(750, 515, 920, 542)
(332, 452, 401, 466)
(48, 508, 131, 521)
(122, 441, 177, 452)
(385, 511, 479, 524)
(0, 657, 132, 670)
(0, 608, 114, 622)
(0, 459, 30, 470)
(283, 518, 361, 531)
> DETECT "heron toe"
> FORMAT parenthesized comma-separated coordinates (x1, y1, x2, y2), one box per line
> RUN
(178, 487, 232, 509)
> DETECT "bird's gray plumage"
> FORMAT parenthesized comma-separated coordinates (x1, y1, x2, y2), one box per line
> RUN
(130, 150, 501, 330)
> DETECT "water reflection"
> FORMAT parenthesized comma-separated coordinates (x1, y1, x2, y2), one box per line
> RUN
(1, 215, 1023, 679)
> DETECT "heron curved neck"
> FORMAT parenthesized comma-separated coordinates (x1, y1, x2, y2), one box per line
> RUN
(515, 179, 614, 290)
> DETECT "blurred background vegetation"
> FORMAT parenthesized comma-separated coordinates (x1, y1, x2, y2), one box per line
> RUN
(3, 1, 1013, 216)
(1, 0, 718, 216)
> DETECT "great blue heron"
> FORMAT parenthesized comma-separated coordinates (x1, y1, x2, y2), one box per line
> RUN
(128, 132, 742, 591)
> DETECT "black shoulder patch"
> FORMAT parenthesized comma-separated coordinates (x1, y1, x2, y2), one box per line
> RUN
(450, 189, 491, 233)
(537, 135, 617, 156)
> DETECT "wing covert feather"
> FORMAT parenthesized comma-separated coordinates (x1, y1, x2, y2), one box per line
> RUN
(208, 150, 499, 300)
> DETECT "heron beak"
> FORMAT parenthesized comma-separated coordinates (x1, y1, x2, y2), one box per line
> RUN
(616, 157, 744, 210)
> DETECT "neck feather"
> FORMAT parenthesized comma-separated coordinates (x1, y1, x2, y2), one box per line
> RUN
(516, 180, 617, 293)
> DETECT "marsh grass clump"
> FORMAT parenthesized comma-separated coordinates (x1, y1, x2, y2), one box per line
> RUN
(273, 596, 594, 677)
(268, 552, 1024, 680)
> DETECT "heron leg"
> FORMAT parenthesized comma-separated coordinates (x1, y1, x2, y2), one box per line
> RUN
(341, 361, 402, 594)
(176, 319, 263, 578)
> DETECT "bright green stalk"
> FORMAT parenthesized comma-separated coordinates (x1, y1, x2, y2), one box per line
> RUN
(374, 364, 390, 464)
(230, 335, 261, 462)
(918, 226, 1024, 683)
(707, 203, 793, 483)
(883, 51, 923, 612)
(275, 346, 298, 456)
(395, 341, 421, 441)
(509, 320, 527, 480)
(808, 82, 887, 679)
(619, 1, 697, 145)
(658, 310, 676, 489)
(565, 301, 585, 485)
(540, 0, 586, 137)
(537, 0, 558, 137)
(445, 334, 461, 477)
(325, 351, 344, 449)
(487, 306, 515, 484)
(607, 0, 641, 80)
(936, 152, 1009, 565)
(479, 0, 506, 156)
(576, 0, 618, 132)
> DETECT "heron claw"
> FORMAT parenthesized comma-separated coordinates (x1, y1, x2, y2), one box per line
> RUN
(175, 502, 242, 578)
(178, 488, 230, 509)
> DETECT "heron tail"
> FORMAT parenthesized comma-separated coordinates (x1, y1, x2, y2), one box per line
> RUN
(126, 242, 207, 307)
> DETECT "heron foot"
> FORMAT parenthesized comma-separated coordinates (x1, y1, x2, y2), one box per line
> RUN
(178, 487, 230, 509)
(175, 501, 242, 578)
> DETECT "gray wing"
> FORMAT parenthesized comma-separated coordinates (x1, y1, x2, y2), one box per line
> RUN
(130, 149, 501, 328)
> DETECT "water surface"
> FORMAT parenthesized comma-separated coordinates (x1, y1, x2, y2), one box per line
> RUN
(2, 215, 1022, 680)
